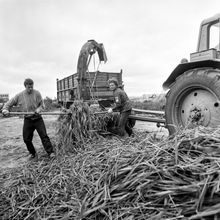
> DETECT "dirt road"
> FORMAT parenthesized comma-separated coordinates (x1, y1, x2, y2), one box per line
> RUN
(0, 115, 168, 171)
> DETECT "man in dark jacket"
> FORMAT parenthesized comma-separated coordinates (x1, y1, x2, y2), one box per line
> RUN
(108, 78, 133, 137)
(2, 78, 55, 160)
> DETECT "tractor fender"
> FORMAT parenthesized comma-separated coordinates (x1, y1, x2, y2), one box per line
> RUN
(163, 60, 220, 90)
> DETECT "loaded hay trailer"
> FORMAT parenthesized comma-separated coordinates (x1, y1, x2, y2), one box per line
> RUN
(56, 70, 122, 108)
(56, 40, 124, 108)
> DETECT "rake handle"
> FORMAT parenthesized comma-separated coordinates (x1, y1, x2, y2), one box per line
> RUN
(0, 111, 108, 116)
(1, 112, 67, 116)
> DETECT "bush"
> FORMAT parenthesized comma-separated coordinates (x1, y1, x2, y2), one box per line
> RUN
(131, 99, 165, 111)
(44, 97, 60, 111)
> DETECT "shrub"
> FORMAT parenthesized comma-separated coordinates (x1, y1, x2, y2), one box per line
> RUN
(44, 97, 60, 111)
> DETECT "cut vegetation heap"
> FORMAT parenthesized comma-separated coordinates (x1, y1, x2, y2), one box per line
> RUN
(2, 106, 220, 219)
(56, 101, 117, 153)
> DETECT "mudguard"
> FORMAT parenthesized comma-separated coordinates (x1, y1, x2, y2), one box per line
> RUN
(163, 60, 220, 90)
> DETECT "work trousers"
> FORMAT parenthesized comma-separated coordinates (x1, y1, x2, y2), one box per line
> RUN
(109, 110, 133, 137)
(23, 117, 53, 156)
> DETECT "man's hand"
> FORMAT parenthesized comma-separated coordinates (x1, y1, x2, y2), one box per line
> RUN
(2, 109, 9, 116)
(35, 107, 42, 114)
(108, 108, 113, 114)
(66, 109, 72, 116)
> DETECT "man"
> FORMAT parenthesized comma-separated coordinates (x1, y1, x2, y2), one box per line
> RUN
(108, 78, 133, 137)
(2, 78, 55, 160)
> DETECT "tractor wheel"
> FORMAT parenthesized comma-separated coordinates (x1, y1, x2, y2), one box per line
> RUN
(165, 68, 220, 135)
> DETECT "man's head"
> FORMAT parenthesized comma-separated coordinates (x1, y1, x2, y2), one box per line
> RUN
(180, 58, 188, 64)
(108, 78, 118, 91)
(24, 78, 34, 94)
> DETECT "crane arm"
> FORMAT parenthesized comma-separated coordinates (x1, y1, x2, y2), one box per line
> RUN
(76, 40, 107, 100)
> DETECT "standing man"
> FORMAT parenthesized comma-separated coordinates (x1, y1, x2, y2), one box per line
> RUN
(2, 78, 55, 160)
(108, 78, 133, 137)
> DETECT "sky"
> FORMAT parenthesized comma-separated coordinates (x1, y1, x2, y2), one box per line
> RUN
(0, 0, 220, 99)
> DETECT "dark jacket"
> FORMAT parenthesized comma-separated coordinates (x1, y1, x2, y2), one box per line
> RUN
(112, 88, 132, 113)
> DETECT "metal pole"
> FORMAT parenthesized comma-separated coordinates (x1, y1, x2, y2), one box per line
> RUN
(129, 115, 165, 124)
(93, 111, 165, 123)
(132, 108, 164, 116)
(1, 111, 166, 124)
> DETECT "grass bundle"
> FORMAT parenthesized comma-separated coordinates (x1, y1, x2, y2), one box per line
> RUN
(56, 101, 116, 153)
(2, 127, 220, 219)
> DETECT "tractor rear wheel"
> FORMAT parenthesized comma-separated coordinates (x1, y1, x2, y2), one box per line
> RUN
(165, 68, 220, 134)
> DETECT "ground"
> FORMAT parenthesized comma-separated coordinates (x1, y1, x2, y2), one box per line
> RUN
(0, 114, 168, 171)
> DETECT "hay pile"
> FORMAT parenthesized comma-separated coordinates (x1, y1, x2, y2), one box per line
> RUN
(1, 124, 220, 219)
(56, 101, 116, 153)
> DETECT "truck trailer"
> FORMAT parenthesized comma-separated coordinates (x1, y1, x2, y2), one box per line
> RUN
(56, 40, 123, 108)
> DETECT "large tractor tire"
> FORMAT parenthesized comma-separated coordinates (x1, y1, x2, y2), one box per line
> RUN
(165, 68, 220, 135)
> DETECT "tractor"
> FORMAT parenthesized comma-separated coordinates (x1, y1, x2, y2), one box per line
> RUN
(163, 13, 220, 134)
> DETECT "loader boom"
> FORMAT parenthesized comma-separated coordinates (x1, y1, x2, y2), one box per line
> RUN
(76, 40, 107, 100)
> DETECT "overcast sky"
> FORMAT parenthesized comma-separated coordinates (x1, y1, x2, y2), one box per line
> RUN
(0, 0, 220, 99)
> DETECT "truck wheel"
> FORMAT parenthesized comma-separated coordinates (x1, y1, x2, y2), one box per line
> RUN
(165, 68, 220, 135)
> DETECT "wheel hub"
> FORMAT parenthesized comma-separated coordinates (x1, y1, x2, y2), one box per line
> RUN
(188, 106, 210, 126)
(179, 89, 217, 128)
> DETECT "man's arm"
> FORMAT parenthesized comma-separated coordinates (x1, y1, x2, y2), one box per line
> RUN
(2, 95, 19, 111)
(35, 92, 45, 114)
(2, 95, 19, 115)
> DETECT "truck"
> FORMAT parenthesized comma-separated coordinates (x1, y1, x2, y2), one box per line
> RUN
(56, 40, 122, 108)
(163, 13, 220, 134)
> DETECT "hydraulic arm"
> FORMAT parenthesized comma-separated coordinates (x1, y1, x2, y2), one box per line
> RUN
(76, 40, 107, 100)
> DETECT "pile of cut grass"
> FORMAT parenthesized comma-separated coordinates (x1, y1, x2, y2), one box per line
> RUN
(56, 101, 116, 153)
(2, 127, 220, 219)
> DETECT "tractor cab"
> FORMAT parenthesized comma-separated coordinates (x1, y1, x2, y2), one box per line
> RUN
(190, 13, 220, 62)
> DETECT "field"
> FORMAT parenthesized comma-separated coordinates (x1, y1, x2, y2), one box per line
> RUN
(1, 109, 220, 219)
(0, 114, 168, 170)
(0, 115, 58, 170)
